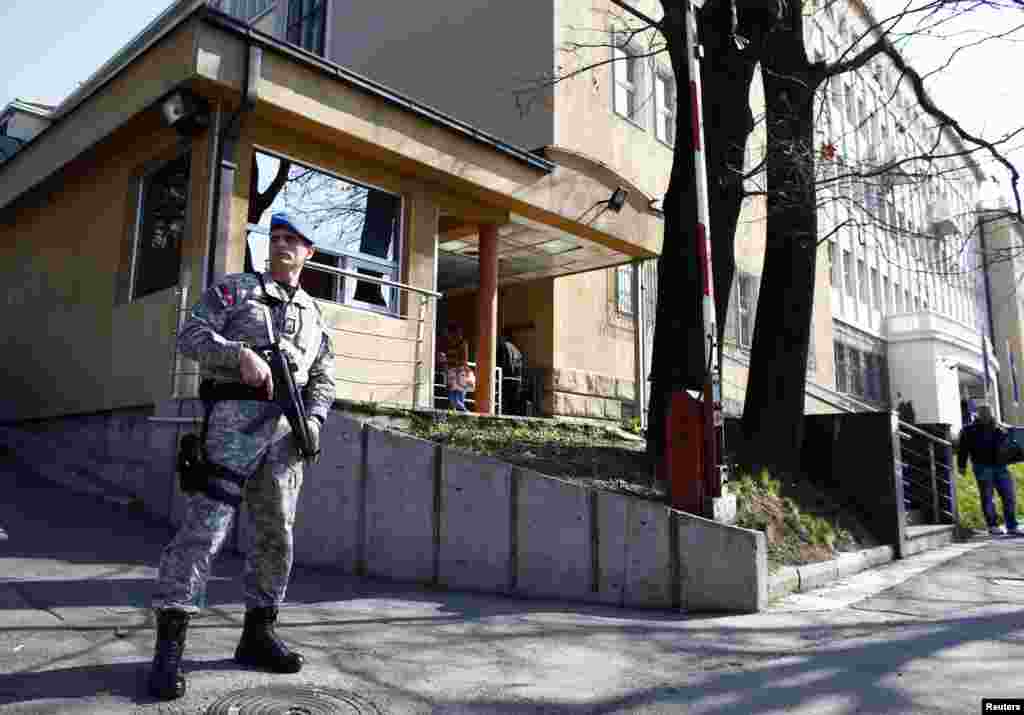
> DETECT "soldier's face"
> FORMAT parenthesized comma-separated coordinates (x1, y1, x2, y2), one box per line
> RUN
(270, 229, 314, 270)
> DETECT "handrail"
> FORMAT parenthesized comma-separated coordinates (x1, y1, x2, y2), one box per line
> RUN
(303, 260, 441, 299)
(897, 420, 952, 447)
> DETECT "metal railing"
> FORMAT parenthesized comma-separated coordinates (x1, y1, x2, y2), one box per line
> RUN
(307, 260, 440, 409)
(896, 420, 956, 526)
(164, 262, 441, 411)
(434, 363, 503, 414)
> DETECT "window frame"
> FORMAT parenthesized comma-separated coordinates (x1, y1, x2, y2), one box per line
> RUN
(653, 68, 676, 146)
(286, 0, 327, 56)
(737, 273, 756, 348)
(615, 264, 634, 315)
(612, 34, 646, 127)
(130, 149, 192, 302)
(247, 147, 405, 317)
(219, 0, 275, 21)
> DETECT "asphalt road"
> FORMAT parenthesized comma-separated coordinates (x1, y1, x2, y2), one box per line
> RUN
(1, 454, 1021, 714)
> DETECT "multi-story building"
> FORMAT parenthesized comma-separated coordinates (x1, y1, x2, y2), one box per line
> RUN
(984, 207, 1024, 424)
(1, 0, 1003, 442)
(804, 0, 992, 436)
(214, 0, 996, 434)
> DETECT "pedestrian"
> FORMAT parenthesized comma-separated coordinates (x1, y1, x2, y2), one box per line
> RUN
(148, 212, 336, 700)
(441, 322, 472, 412)
(957, 403, 1021, 537)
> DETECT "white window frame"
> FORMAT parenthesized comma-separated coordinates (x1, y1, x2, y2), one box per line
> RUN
(615, 264, 633, 315)
(248, 148, 404, 317)
(612, 35, 645, 127)
(737, 273, 756, 348)
(653, 68, 676, 145)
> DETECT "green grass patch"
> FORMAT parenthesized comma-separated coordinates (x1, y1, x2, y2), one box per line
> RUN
(955, 463, 1024, 529)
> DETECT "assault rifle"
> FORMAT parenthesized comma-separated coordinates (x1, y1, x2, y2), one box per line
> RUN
(255, 299, 320, 465)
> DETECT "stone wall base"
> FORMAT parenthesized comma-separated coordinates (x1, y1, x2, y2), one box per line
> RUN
(539, 367, 636, 423)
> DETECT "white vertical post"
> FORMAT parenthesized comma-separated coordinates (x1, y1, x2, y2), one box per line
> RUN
(685, 0, 723, 496)
(633, 259, 645, 429)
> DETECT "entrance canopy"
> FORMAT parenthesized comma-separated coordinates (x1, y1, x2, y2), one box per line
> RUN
(438, 213, 636, 292)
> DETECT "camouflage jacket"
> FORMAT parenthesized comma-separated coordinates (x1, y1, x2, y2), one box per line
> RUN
(178, 271, 336, 424)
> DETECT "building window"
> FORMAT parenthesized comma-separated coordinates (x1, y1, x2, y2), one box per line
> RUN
(843, 250, 854, 296)
(248, 150, 403, 315)
(217, 0, 273, 20)
(857, 258, 868, 303)
(834, 342, 848, 393)
(871, 267, 881, 309)
(849, 347, 864, 396)
(613, 37, 643, 124)
(737, 273, 756, 347)
(654, 71, 675, 145)
(827, 242, 835, 285)
(616, 265, 633, 314)
(287, 0, 326, 55)
(883, 275, 891, 312)
(132, 153, 190, 300)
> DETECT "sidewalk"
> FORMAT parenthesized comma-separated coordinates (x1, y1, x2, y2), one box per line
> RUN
(1, 454, 1020, 714)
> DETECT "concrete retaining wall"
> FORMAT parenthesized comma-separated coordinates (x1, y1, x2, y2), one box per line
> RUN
(1, 408, 769, 613)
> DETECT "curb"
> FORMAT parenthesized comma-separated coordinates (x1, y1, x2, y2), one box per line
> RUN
(767, 545, 896, 599)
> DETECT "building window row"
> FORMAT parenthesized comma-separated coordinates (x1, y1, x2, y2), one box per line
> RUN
(724, 272, 757, 349)
(834, 341, 889, 405)
(612, 36, 676, 146)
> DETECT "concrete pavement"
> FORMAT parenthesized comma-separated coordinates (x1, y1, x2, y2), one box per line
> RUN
(2, 454, 1023, 714)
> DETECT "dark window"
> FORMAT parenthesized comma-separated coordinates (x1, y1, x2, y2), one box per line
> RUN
(834, 342, 848, 393)
(849, 347, 864, 397)
(287, 0, 326, 55)
(133, 153, 189, 300)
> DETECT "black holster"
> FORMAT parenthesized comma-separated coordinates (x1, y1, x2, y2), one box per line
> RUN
(174, 379, 265, 507)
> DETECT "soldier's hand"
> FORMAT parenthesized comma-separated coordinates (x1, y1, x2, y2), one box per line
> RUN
(306, 417, 321, 453)
(240, 347, 274, 399)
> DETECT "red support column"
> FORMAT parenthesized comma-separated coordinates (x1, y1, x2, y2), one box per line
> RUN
(476, 224, 499, 414)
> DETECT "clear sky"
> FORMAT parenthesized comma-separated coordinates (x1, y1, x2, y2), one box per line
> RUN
(1, 0, 1021, 202)
(0, 0, 171, 110)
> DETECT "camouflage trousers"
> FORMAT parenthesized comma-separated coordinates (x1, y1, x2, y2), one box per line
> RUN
(152, 426, 304, 614)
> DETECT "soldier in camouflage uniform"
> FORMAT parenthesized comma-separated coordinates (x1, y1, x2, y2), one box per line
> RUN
(148, 213, 336, 701)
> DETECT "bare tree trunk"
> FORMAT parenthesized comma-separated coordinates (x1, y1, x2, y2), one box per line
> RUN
(647, 0, 772, 465)
(647, 2, 704, 462)
(740, 6, 821, 476)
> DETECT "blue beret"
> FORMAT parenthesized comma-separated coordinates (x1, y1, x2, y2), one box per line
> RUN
(270, 212, 315, 245)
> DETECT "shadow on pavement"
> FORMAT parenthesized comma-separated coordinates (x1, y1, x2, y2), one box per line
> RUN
(0, 658, 244, 707)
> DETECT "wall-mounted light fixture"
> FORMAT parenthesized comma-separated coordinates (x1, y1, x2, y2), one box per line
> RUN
(607, 186, 629, 213)
(160, 89, 211, 136)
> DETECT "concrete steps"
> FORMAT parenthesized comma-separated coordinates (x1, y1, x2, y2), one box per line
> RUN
(903, 524, 956, 557)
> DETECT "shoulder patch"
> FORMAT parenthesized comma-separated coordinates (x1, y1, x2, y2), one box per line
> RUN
(217, 283, 235, 306)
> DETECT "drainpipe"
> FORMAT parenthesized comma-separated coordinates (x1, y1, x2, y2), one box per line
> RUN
(205, 37, 261, 288)
(977, 211, 1004, 419)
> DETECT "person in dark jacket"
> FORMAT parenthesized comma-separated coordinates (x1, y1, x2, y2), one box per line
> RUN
(957, 404, 1021, 536)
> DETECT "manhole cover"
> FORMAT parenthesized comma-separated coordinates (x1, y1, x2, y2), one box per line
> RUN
(205, 685, 382, 715)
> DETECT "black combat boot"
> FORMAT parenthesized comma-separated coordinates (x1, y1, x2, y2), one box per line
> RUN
(234, 606, 304, 673)
(147, 608, 190, 700)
